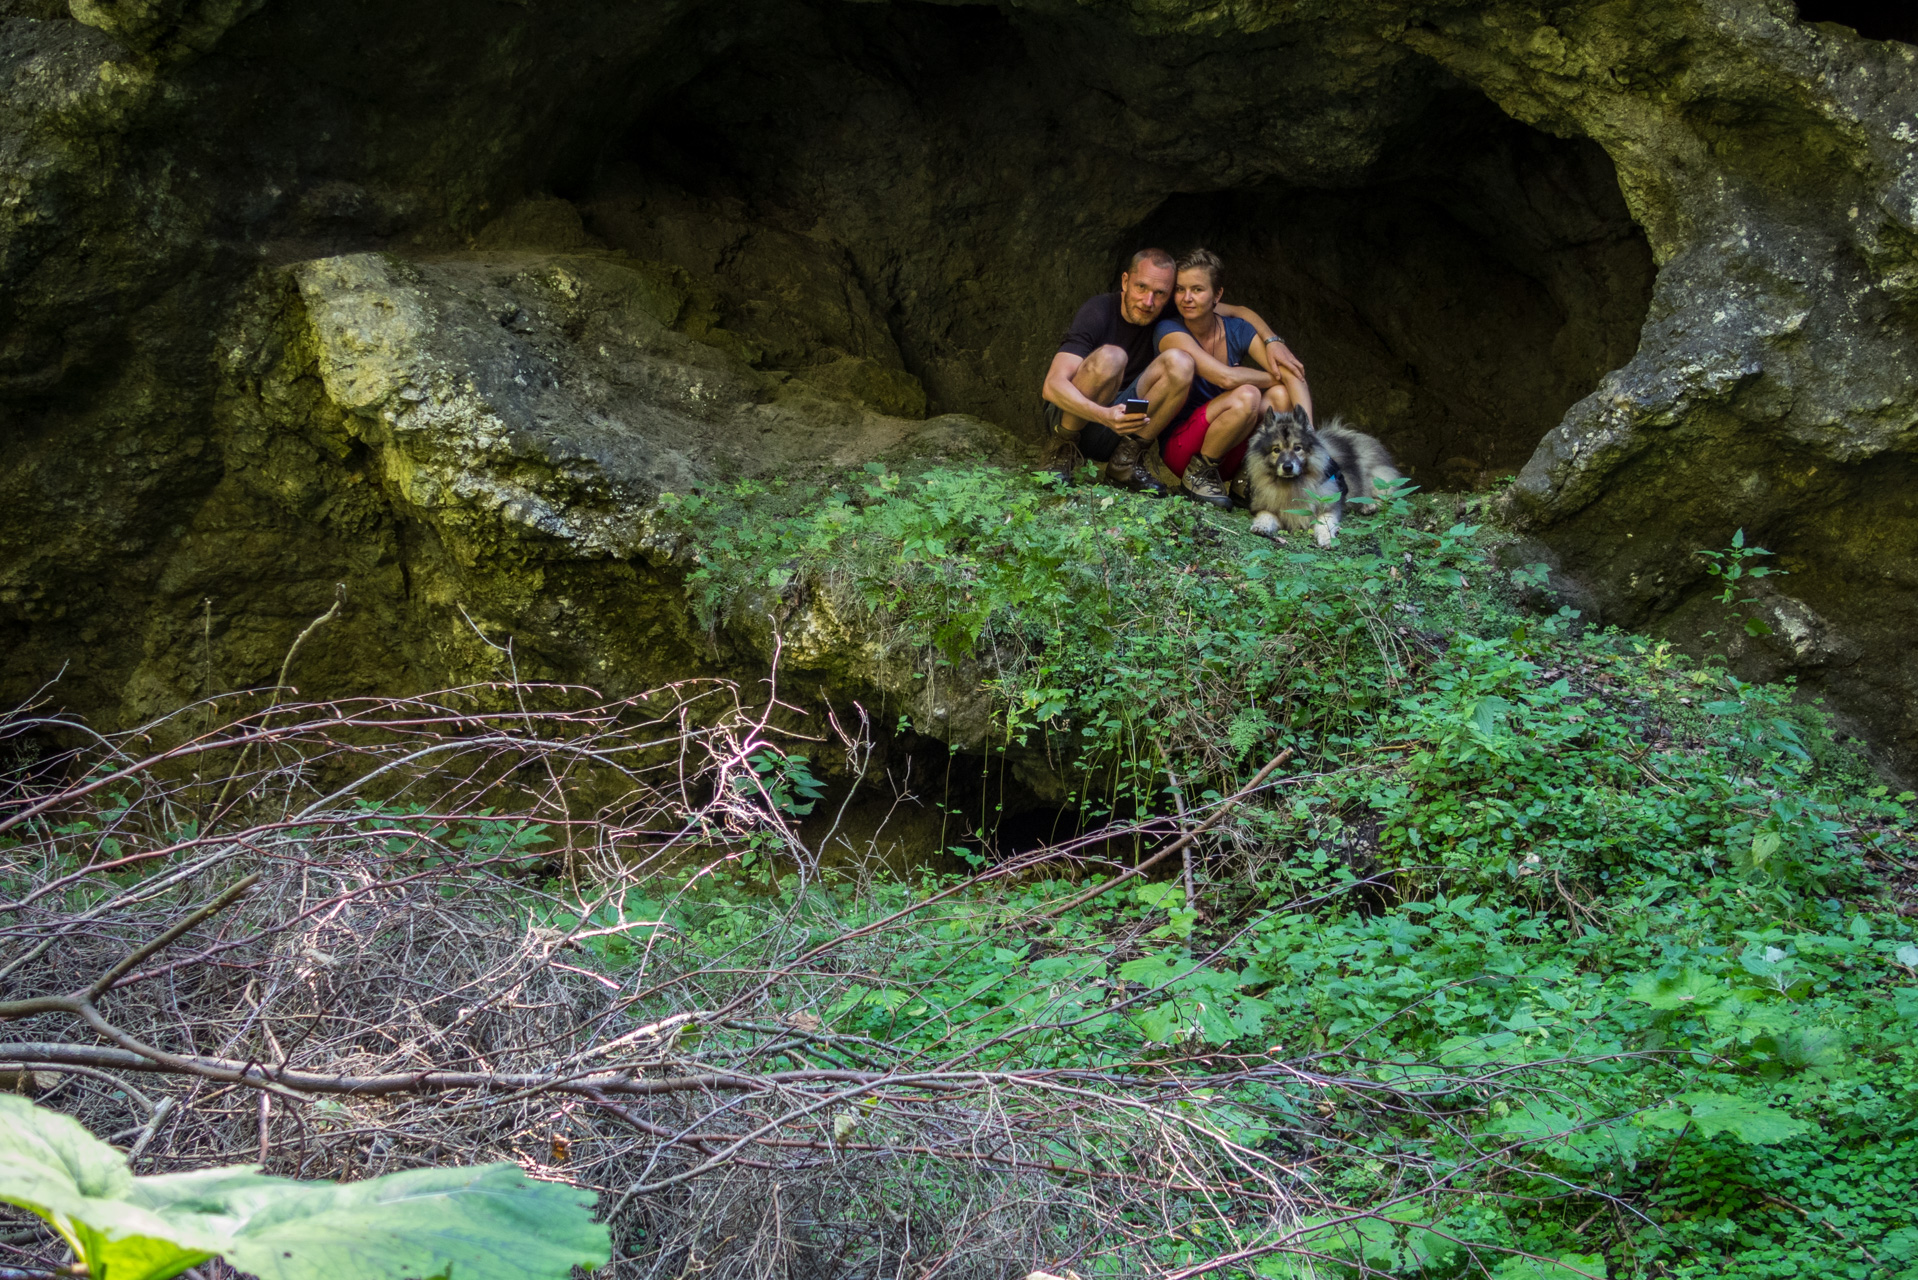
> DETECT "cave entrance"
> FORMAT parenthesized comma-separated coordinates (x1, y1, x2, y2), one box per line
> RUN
(1796, 0, 1918, 44)
(1133, 92, 1656, 489)
(572, 0, 1654, 493)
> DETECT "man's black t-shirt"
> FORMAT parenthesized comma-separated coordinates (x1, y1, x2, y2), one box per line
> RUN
(1057, 293, 1160, 384)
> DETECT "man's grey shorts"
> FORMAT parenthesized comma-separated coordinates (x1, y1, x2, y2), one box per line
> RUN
(1042, 376, 1142, 464)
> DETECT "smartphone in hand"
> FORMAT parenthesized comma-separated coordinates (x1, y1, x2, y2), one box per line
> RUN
(1121, 398, 1150, 416)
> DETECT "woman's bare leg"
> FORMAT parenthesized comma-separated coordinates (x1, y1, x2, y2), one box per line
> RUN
(1261, 383, 1295, 419)
(1201, 386, 1265, 459)
(1267, 370, 1313, 423)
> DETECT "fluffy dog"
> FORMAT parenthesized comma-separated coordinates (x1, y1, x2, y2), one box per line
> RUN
(1242, 407, 1401, 546)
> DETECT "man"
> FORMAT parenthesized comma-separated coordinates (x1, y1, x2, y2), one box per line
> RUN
(1039, 248, 1189, 494)
(1039, 249, 1291, 495)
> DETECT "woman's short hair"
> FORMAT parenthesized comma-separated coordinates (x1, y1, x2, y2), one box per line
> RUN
(1176, 248, 1225, 291)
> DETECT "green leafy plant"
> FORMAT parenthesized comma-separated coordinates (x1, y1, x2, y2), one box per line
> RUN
(742, 748, 827, 817)
(1697, 527, 1783, 638)
(0, 1095, 610, 1280)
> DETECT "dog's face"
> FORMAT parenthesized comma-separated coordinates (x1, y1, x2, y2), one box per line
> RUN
(1255, 407, 1318, 478)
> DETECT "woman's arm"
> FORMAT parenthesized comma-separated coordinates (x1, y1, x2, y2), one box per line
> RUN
(1217, 304, 1306, 379)
(1243, 324, 1315, 420)
(1245, 332, 1278, 376)
(1158, 330, 1272, 391)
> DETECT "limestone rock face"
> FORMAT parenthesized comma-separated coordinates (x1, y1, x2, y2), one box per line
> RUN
(3, 0, 1917, 771)
(134, 244, 1018, 729)
(67, 0, 262, 56)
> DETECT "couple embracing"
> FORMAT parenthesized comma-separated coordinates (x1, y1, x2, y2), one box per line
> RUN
(1040, 247, 1313, 506)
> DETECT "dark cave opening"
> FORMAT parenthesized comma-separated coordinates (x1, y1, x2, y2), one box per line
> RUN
(1134, 93, 1657, 486)
(566, 0, 1654, 491)
(1795, 0, 1918, 44)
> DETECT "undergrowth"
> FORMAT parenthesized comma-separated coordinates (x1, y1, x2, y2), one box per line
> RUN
(649, 462, 1918, 1279)
(7, 464, 1915, 1280)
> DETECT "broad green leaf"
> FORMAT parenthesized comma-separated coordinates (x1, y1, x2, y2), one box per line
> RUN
(1626, 968, 1724, 1011)
(1402, 1224, 1463, 1271)
(1703, 995, 1795, 1040)
(0, 1096, 610, 1280)
(1287, 1214, 1401, 1269)
(0, 1095, 217, 1280)
(1132, 882, 1185, 911)
(1117, 953, 1185, 985)
(1484, 1101, 1640, 1169)
(221, 1163, 609, 1280)
(1639, 1107, 1694, 1134)
(1194, 1000, 1240, 1045)
(1674, 1092, 1812, 1144)
(1468, 695, 1513, 737)
(1134, 1003, 1187, 1043)
(1483, 1101, 1581, 1147)
(1757, 1026, 1848, 1077)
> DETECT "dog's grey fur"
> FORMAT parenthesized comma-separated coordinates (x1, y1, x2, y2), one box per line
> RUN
(1242, 407, 1401, 546)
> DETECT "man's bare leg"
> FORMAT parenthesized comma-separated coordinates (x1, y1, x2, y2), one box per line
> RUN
(1061, 345, 1128, 434)
(1041, 344, 1128, 484)
(1104, 350, 1192, 496)
(1133, 350, 1195, 441)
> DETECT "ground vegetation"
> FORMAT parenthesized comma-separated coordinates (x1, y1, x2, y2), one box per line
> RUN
(4, 467, 1915, 1279)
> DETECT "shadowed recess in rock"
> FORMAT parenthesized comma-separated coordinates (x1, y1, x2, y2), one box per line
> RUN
(1135, 96, 1655, 489)
(577, 1, 1653, 491)
(1795, 0, 1918, 44)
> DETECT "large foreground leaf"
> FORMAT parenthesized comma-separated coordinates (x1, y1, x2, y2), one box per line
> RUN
(1637, 1091, 1812, 1144)
(0, 1095, 219, 1280)
(0, 1095, 610, 1280)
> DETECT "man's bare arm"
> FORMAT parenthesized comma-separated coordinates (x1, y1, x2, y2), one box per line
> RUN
(1158, 331, 1271, 391)
(1041, 352, 1133, 429)
(1217, 303, 1306, 379)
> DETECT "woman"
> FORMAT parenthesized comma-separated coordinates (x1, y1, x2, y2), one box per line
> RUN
(1151, 248, 1313, 508)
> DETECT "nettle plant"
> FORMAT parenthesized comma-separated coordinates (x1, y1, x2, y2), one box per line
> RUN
(0, 1095, 609, 1280)
(1696, 527, 1782, 639)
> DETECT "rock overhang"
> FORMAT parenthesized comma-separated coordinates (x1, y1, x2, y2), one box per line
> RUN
(3, 0, 1918, 775)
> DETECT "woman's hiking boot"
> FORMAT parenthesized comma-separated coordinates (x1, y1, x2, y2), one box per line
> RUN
(1038, 428, 1086, 485)
(1103, 435, 1168, 496)
(1181, 454, 1233, 509)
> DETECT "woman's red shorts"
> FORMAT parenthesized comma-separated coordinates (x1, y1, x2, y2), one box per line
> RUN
(1158, 398, 1249, 480)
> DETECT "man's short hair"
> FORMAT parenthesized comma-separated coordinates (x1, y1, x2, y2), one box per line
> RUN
(1125, 247, 1176, 277)
(1176, 247, 1224, 291)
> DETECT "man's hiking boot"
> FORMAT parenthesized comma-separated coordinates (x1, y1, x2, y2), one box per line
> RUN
(1103, 435, 1168, 497)
(1038, 429, 1086, 485)
(1228, 472, 1251, 509)
(1182, 454, 1233, 510)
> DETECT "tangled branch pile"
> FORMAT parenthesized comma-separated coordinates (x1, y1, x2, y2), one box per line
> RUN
(4, 682, 1663, 1280)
